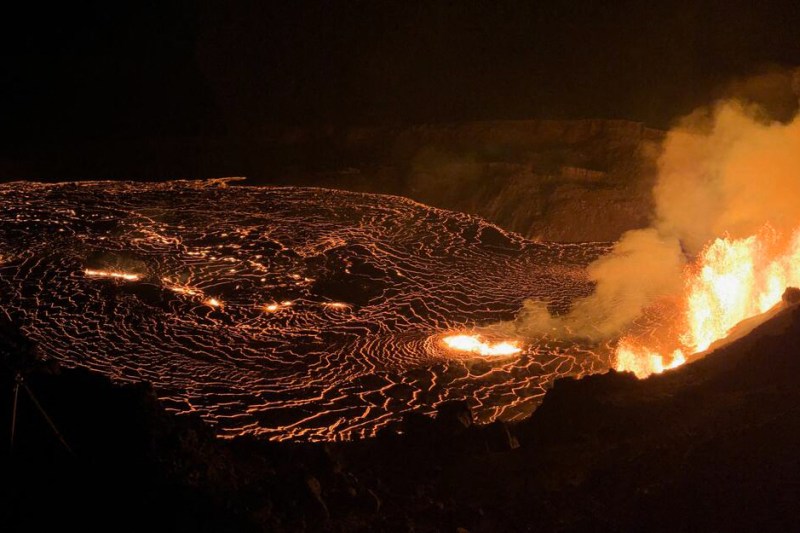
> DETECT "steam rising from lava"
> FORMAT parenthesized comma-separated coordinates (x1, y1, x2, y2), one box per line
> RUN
(498, 228, 684, 341)
(506, 69, 800, 376)
(656, 98, 800, 252)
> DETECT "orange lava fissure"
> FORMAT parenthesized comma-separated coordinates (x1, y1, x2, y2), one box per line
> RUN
(615, 225, 800, 378)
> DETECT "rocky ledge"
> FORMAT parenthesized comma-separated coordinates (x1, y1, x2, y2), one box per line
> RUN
(4, 299, 800, 532)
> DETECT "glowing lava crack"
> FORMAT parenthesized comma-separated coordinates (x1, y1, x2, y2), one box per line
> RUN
(0, 180, 608, 441)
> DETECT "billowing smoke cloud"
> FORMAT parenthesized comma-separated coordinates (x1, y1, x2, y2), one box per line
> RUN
(496, 229, 684, 340)
(656, 97, 800, 253)
(499, 68, 800, 341)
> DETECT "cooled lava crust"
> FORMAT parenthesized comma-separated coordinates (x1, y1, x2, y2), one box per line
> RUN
(0, 180, 607, 440)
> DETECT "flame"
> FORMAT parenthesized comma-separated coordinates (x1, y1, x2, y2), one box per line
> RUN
(442, 334, 522, 357)
(84, 269, 141, 282)
(615, 226, 800, 378)
(615, 341, 686, 378)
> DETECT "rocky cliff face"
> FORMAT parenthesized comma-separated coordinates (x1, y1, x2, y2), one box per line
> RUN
(1, 119, 663, 243)
(286, 120, 663, 242)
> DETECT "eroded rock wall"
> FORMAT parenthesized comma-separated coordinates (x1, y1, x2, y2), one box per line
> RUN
(281, 119, 664, 242)
(1, 120, 663, 243)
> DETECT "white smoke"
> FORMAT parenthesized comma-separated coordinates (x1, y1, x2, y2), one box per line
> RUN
(500, 68, 800, 341)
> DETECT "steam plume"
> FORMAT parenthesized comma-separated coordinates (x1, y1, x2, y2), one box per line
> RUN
(500, 68, 800, 341)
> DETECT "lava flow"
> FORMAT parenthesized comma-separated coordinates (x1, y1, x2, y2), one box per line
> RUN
(84, 268, 142, 281)
(442, 334, 522, 356)
(0, 180, 608, 441)
(615, 225, 800, 378)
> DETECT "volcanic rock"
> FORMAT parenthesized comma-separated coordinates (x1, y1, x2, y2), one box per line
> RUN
(782, 286, 800, 305)
(6, 289, 800, 531)
(482, 420, 519, 452)
(435, 400, 474, 432)
(0, 120, 662, 242)
(305, 476, 330, 521)
(402, 411, 437, 439)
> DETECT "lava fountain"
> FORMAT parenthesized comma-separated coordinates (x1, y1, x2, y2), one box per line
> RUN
(615, 225, 800, 378)
(596, 95, 800, 379)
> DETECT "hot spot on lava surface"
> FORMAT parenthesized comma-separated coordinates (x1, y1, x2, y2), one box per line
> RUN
(0, 180, 608, 440)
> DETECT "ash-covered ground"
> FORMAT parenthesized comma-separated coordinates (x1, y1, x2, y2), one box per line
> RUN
(0, 179, 609, 441)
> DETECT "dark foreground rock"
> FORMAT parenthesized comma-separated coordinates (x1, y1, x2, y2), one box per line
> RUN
(3, 303, 800, 532)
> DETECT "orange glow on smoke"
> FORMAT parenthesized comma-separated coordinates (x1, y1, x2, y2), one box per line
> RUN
(442, 334, 522, 357)
(615, 226, 800, 378)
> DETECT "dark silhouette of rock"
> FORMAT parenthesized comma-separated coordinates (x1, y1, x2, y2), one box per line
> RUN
(435, 400, 474, 432)
(0, 120, 661, 242)
(782, 286, 800, 305)
(5, 299, 800, 531)
(0, 312, 39, 374)
(305, 475, 330, 521)
(402, 411, 437, 439)
(483, 421, 519, 452)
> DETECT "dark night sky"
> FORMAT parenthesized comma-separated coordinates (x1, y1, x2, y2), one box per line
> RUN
(2, 0, 800, 144)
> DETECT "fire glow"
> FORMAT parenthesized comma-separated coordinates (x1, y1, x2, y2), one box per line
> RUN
(442, 334, 522, 357)
(263, 300, 294, 313)
(615, 226, 800, 378)
(162, 277, 200, 296)
(204, 297, 222, 308)
(323, 302, 351, 310)
(84, 269, 141, 282)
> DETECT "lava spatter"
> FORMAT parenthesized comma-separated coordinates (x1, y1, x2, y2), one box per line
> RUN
(0, 180, 608, 441)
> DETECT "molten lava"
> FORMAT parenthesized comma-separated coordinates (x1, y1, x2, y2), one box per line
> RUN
(443, 334, 522, 357)
(204, 297, 222, 308)
(323, 302, 351, 310)
(84, 269, 141, 282)
(615, 226, 800, 378)
(162, 277, 201, 296)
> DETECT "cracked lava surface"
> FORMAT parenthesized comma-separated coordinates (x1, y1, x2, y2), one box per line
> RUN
(0, 180, 609, 441)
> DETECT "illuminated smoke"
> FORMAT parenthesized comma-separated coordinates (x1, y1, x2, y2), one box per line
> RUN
(506, 68, 800, 368)
(497, 228, 684, 341)
(655, 96, 800, 253)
